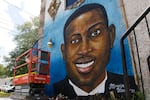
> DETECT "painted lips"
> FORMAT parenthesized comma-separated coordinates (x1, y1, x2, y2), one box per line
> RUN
(75, 57, 95, 73)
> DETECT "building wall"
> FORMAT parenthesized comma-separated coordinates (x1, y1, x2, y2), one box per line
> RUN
(43, 0, 134, 96)
(122, 0, 150, 99)
(0, 78, 12, 86)
(39, 0, 149, 98)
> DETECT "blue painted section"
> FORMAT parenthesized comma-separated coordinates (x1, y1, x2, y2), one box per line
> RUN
(66, 0, 77, 7)
(42, 0, 134, 96)
(32, 40, 38, 55)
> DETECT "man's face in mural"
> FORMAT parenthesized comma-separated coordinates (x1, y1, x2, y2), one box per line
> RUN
(61, 8, 115, 92)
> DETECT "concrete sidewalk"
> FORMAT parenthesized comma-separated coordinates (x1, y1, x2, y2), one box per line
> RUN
(0, 97, 13, 100)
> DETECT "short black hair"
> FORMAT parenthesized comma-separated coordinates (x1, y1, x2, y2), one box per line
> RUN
(63, 3, 108, 41)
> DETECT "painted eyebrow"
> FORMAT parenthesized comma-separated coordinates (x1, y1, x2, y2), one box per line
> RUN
(87, 21, 105, 32)
(70, 33, 81, 38)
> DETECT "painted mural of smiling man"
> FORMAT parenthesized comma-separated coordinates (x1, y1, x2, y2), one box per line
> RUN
(54, 3, 137, 99)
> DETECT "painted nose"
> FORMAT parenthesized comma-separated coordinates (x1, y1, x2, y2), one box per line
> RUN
(78, 41, 92, 55)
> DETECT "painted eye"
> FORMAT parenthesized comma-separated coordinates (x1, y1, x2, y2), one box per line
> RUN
(91, 29, 101, 37)
(71, 39, 79, 44)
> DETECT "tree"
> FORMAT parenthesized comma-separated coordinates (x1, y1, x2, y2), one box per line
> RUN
(0, 64, 7, 77)
(15, 16, 39, 51)
(4, 16, 40, 77)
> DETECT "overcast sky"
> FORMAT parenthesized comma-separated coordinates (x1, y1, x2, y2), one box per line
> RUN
(0, 0, 41, 65)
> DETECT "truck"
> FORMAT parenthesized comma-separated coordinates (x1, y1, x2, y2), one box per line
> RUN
(11, 47, 50, 100)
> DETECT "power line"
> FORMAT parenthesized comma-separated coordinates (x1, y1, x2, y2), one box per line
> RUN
(0, 21, 17, 28)
(0, 26, 19, 35)
(3, 0, 36, 17)
(0, 17, 19, 26)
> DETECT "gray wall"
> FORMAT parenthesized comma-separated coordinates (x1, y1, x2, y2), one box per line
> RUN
(122, 0, 150, 99)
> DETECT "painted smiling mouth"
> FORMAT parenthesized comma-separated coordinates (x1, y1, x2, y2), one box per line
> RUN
(76, 60, 94, 68)
(75, 57, 95, 73)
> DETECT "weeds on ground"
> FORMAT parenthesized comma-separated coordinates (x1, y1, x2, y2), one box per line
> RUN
(0, 91, 10, 97)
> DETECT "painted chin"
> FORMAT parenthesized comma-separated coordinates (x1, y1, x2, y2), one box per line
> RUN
(75, 60, 94, 73)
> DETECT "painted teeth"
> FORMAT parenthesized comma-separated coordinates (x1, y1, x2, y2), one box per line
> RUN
(76, 61, 94, 68)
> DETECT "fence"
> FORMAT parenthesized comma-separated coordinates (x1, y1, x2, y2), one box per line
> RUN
(120, 6, 150, 99)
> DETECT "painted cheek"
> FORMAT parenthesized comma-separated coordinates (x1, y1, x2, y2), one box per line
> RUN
(70, 44, 80, 56)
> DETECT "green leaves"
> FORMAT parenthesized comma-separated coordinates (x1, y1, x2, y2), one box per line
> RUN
(15, 16, 39, 50)
(4, 16, 39, 77)
(0, 64, 7, 77)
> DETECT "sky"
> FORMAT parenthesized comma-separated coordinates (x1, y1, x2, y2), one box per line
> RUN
(0, 0, 41, 65)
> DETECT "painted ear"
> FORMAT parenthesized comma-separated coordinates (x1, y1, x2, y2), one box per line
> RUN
(109, 24, 116, 48)
(61, 44, 65, 59)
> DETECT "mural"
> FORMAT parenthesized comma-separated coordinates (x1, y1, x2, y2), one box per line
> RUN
(41, 0, 137, 98)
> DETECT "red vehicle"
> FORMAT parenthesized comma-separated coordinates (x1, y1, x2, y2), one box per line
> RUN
(12, 48, 50, 100)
